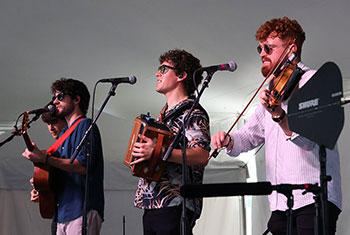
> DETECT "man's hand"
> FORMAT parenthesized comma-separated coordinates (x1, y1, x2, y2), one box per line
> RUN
(259, 89, 284, 117)
(130, 134, 157, 165)
(22, 141, 46, 164)
(29, 178, 39, 203)
(30, 189, 39, 203)
(211, 131, 232, 150)
(259, 88, 292, 136)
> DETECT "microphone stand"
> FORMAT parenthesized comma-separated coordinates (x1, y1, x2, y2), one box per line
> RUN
(0, 132, 17, 148)
(70, 82, 118, 235)
(319, 145, 330, 235)
(273, 184, 322, 235)
(180, 182, 320, 235)
(0, 113, 41, 148)
(163, 70, 214, 235)
(272, 185, 301, 235)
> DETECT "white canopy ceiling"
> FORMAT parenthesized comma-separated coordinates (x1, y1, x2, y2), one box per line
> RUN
(1, 0, 349, 125)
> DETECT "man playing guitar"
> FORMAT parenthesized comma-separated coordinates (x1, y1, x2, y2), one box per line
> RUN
(29, 112, 67, 235)
(22, 78, 104, 235)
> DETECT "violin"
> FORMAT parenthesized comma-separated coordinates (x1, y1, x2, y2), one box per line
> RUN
(209, 40, 303, 159)
(266, 46, 303, 110)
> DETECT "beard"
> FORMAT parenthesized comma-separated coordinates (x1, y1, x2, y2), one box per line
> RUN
(261, 58, 274, 77)
(56, 101, 75, 118)
(261, 65, 270, 77)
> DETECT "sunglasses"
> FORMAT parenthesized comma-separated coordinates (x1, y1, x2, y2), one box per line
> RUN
(257, 44, 281, 55)
(52, 92, 65, 101)
(257, 41, 293, 55)
(158, 64, 176, 74)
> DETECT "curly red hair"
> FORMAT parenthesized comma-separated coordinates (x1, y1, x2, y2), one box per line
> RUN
(255, 17, 305, 58)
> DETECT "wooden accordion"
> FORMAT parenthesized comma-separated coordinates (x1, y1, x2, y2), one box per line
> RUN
(124, 114, 174, 181)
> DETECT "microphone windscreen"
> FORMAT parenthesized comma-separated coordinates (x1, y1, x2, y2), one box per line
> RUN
(129, 75, 137, 84)
(227, 61, 238, 72)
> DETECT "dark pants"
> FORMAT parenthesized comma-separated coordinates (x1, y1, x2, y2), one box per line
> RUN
(51, 220, 57, 235)
(143, 206, 195, 235)
(267, 202, 341, 235)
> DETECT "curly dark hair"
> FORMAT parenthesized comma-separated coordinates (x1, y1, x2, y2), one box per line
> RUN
(159, 49, 203, 96)
(41, 112, 66, 124)
(255, 17, 305, 58)
(51, 78, 90, 115)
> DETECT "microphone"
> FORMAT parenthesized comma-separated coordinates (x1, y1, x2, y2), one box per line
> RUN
(200, 61, 237, 73)
(28, 102, 57, 115)
(98, 75, 137, 85)
(341, 96, 350, 105)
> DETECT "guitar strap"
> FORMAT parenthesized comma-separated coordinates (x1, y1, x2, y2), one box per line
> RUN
(46, 117, 84, 155)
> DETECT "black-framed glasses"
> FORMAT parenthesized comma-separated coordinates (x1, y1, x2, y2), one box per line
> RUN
(158, 64, 176, 74)
(52, 92, 65, 101)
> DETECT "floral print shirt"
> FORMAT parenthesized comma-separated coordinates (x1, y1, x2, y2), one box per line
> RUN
(134, 97, 210, 218)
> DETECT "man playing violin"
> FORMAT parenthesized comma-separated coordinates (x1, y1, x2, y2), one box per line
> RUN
(211, 17, 341, 234)
(132, 49, 211, 235)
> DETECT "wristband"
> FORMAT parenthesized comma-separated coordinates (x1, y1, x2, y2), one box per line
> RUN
(272, 110, 286, 123)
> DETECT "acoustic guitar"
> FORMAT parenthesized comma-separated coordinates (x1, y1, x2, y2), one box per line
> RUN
(22, 112, 55, 219)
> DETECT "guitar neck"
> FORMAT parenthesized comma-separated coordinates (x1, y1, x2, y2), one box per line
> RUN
(23, 131, 34, 152)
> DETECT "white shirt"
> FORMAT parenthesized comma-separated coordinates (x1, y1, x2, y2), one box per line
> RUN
(227, 63, 342, 211)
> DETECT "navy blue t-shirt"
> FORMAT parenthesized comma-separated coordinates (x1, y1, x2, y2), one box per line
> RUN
(53, 117, 104, 223)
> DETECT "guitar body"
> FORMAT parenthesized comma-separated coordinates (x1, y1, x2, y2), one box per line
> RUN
(22, 112, 56, 219)
(33, 162, 56, 219)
